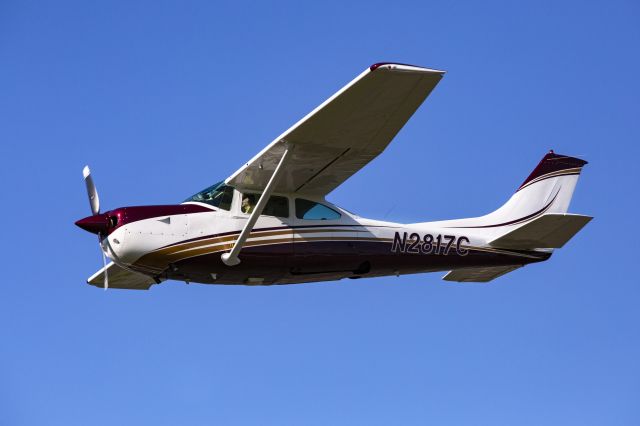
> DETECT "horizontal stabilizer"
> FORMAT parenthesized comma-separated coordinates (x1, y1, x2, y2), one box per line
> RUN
(442, 265, 522, 283)
(88, 262, 157, 290)
(490, 213, 592, 249)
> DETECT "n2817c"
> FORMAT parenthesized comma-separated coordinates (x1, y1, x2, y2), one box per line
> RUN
(391, 232, 469, 256)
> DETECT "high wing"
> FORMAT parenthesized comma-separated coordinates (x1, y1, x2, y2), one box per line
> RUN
(88, 262, 157, 290)
(226, 63, 445, 196)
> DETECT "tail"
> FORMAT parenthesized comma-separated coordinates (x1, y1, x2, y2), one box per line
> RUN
(487, 150, 587, 224)
(434, 151, 592, 247)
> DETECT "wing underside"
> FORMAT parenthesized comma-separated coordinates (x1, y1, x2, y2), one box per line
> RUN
(88, 262, 157, 290)
(226, 63, 444, 196)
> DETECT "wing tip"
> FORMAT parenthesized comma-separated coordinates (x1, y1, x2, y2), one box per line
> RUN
(369, 62, 446, 74)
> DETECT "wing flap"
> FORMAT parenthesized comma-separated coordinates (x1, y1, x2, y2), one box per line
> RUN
(88, 262, 157, 290)
(489, 213, 592, 249)
(226, 63, 444, 196)
(442, 265, 522, 283)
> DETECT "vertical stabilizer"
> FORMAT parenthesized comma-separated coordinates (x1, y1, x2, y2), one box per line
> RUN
(514, 151, 587, 215)
(428, 151, 589, 240)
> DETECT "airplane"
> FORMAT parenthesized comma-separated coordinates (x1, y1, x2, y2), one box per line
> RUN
(75, 62, 591, 290)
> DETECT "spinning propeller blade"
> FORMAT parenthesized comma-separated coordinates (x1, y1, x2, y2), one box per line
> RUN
(82, 166, 109, 290)
(83, 165, 100, 215)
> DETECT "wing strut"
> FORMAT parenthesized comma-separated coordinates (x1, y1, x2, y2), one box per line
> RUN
(221, 142, 292, 266)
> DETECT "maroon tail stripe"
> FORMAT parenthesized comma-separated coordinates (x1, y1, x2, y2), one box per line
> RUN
(448, 191, 558, 229)
(518, 151, 587, 191)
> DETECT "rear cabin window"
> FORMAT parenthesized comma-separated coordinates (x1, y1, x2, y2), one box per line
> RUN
(185, 181, 233, 210)
(241, 193, 289, 218)
(295, 199, 341, 220)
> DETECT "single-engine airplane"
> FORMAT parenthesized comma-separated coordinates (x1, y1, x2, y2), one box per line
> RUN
(76, 62, 591, 290)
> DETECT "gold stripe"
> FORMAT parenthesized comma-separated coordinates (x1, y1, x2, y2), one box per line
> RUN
(294, 236, 392, 243)
(136, 236, 296, 269)
(520, 168, 582, 190)
(155, 227, 362, 257)
(136, 235, 385, 270)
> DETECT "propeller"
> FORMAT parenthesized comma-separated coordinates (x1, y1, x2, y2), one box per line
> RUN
(83, 166, 100, 216)
(82, 165, 109, 290)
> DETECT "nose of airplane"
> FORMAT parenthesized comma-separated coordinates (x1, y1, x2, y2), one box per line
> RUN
(75, 213, 110, 235)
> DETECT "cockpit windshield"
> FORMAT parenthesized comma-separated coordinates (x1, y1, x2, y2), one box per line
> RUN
(184, 181, 234, 210)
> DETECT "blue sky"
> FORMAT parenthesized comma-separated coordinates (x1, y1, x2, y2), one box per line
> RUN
(1, 1, 639, 424)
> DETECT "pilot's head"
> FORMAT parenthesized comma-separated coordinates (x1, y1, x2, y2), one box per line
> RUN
(242, 194, 256, 213)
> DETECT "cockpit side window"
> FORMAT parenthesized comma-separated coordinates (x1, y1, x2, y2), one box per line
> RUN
(295, 199, 341, 220)
(263, 195, 289, 218)
(241, 192, 289, 218)
(184, 181, 234, 210)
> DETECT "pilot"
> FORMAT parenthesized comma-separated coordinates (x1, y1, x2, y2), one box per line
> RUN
(241, 194, 256, 214)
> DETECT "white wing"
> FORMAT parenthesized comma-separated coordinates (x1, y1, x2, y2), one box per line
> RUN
(226, 63, 445, 196)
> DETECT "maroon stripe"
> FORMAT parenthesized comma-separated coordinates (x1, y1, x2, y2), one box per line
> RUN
(518, 151, 587, 191)
(448, 191, 558, 229)
(518, 171, 581, 191)
(158, 223, 399, 250)
(76, 204, 215, 236)
(369, 62, 439, 71)
(104, 204, 213, 235)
